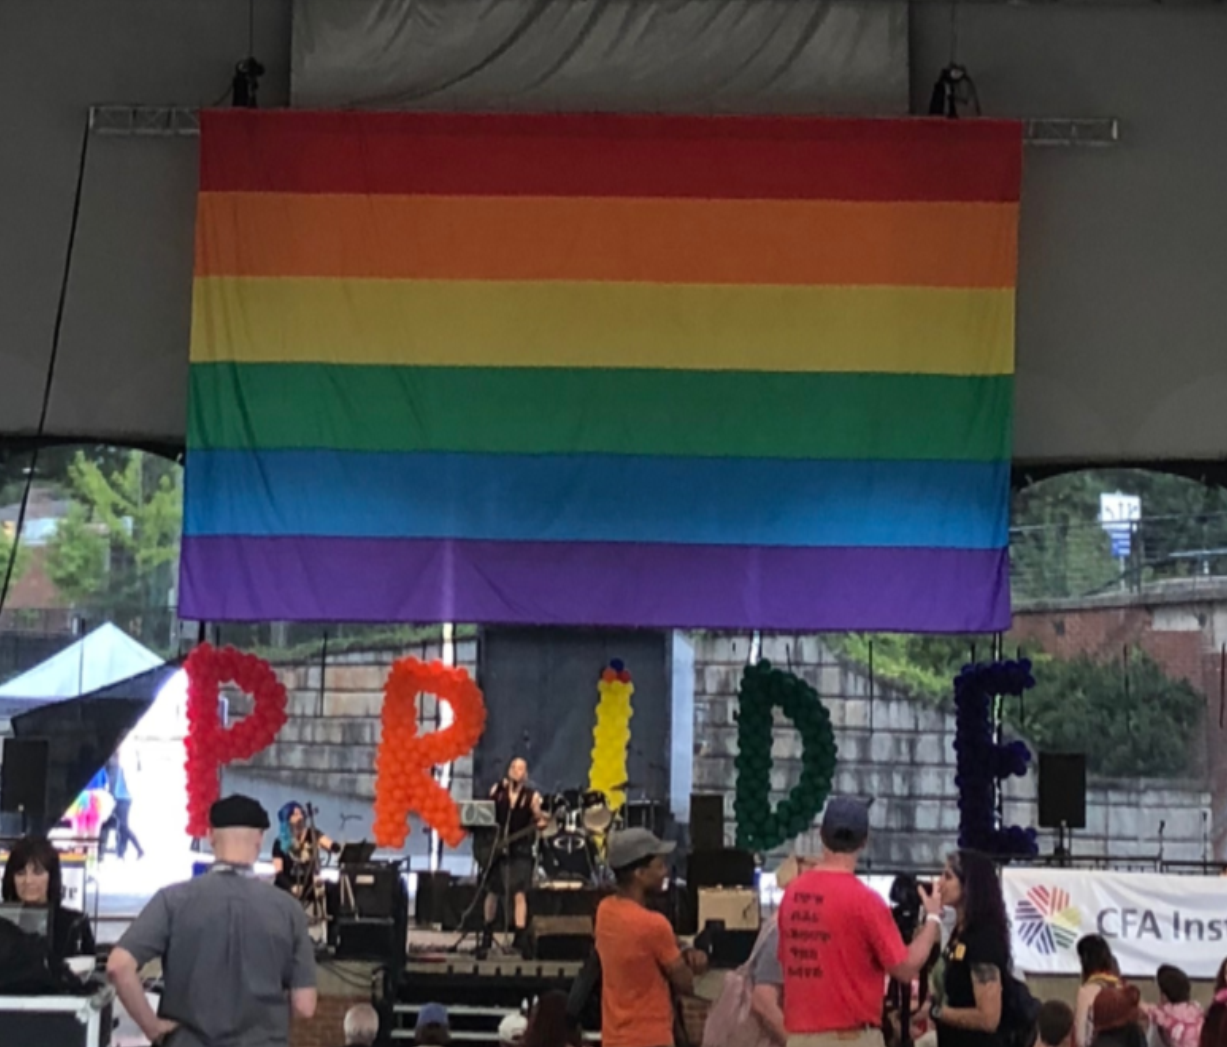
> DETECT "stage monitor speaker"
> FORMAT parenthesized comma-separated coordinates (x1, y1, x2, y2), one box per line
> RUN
(690, 793, 725, 852)
(335, 917, 402, 962)
(698, 887, 760, 932)
(339, 862, 404, 920)
(1, 738, 49, 816)
(528, 915, 594, 961)
(1038, 753, 1087, 829)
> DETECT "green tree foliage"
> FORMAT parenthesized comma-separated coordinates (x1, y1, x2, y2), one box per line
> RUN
(828, 633, 1202, 778)
(44, 451, 182, 637)
(0, 529, 30, 588)
(1020, 650, 1202, 778)
(42, 502, 107, 604)
(1012, 469, 1227, 602)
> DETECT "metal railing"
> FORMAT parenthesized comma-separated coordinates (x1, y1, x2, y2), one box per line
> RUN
(1010, 512, 1227, 607)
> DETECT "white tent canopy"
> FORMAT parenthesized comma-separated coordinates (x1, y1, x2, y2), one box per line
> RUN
(0, 623, 163, 705)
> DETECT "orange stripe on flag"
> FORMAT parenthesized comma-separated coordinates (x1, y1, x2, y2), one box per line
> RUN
(195, 192, 1018, 289)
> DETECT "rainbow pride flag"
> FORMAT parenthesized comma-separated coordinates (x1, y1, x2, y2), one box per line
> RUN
(181, 112, 1020, 631)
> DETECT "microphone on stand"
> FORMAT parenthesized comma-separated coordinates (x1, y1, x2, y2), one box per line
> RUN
(1158, 820, 1166, 866)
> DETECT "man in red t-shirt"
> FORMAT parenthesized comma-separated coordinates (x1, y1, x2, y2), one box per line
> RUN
(778, 798, 943, 1047)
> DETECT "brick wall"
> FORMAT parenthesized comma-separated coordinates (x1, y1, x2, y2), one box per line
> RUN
(1012, 604, 1210, 692)
(291, 991, 369, 1047)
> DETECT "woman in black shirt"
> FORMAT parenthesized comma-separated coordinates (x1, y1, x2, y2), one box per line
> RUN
(272, 801, 340, 925)
(1, 835, 95, 964)
(931, 849, 1011, 1047)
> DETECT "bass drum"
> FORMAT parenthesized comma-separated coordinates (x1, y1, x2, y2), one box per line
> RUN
(539, 831, 595, 883)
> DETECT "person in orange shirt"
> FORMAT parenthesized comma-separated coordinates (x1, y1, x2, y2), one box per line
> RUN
(595, 829, 707, 1047)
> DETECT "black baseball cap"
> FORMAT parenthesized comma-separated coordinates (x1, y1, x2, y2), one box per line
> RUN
(209, 794, 270, 830)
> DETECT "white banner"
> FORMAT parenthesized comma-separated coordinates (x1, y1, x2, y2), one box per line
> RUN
(1003, 868, 1227, 978)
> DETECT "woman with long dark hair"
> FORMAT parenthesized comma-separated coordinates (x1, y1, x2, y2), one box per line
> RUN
(1, 835, 95, 963)
(930, 850, 1011, 1047)
(1200, 995, 1227, 1047)
(1075, 936, 1122, 1047)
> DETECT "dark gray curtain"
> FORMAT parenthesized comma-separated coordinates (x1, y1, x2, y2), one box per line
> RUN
(476, 628, 669, 805)
(292, 0, 908, 115)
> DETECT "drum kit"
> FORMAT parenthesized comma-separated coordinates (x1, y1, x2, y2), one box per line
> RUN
(535, 787, 621, 883)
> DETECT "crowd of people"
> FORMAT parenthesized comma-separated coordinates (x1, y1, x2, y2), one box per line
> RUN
(713, 796, 1227, 1047)
(8, 790, 1227, 1047)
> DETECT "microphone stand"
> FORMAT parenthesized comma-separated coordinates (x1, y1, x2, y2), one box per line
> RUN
(304, 803, 327, 936)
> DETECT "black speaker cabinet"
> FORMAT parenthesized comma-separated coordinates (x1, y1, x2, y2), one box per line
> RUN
(1038, 753, 1087, 829)
(1, 738, 49, 816)
(335, 917, 402, 962)
(688, 848, 756, 890)
(414, 870, 453, 927)
(690, 793, 725, 852)
(339, 862, 404, 920)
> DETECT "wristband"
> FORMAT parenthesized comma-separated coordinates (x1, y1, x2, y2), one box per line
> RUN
(925, 913, 943, 926)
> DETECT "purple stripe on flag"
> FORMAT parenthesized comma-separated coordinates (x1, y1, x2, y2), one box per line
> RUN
(179, 536, 1010, 633)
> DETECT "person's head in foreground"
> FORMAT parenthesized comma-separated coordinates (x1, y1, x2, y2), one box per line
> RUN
(1078, 934, 1118, 983)
(506, 758, 529, 785)
(607, 828, 676, 897)
(498, 1011, 528, 1047)
(1, 835, 63, 907)
(523, 991, 581, 1047)
(819, 796, 871, 864)
(345, 1002, 380, 1047)
(209, 794, 270, 865)
(1091, 985, 1145, 1047)
(415, 1002, 451, 1046)
(1157, 965, 1193, 1006)
(1038, 1000, 1076, 1047)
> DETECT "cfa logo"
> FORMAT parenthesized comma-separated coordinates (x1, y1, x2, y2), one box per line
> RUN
(1014, 885, 1082, 955)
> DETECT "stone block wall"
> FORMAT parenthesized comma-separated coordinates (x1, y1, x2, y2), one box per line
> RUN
(221, 638, 478, 857)
(222, 630, 1210, 872)
(691, 632, 1210, 870)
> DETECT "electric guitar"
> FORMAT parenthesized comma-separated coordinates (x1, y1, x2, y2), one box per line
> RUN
(471, 818, 552, 869)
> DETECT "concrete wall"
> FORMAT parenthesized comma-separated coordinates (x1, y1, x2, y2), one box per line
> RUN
(691, 633, 1210, 870)
(221, 636, 478, 867)
(236, 631, 1211, 872)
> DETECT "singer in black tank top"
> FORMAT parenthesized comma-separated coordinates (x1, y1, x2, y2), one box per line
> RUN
(480, 757, 547, 956)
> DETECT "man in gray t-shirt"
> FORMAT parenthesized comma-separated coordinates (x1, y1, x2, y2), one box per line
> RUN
(107, 795, 318, 1046)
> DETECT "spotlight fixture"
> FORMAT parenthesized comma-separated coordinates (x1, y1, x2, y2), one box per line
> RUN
(231, 56, 266, 109)
(928, 63, 981, 120)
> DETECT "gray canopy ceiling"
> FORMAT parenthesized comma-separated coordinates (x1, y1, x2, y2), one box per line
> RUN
(3, 0, 1227, 470)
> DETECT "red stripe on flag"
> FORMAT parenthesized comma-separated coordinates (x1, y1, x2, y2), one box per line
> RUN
(199, 110, 1022, 203)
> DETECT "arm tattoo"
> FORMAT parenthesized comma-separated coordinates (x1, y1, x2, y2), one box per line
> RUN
(972, 963, 1001, 986)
